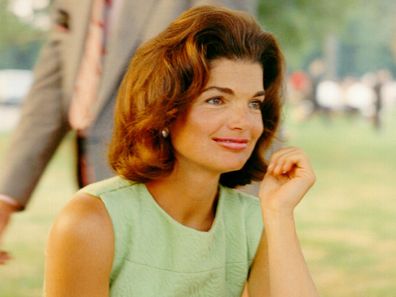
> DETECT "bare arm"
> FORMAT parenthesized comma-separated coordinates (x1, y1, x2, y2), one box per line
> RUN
(44, 193, 114, 297)
(247, 147, 319, 297)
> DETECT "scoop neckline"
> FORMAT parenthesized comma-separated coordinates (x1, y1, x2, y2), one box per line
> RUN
(141, 183, 223, 236)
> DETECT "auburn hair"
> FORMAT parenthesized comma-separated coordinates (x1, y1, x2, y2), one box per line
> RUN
(108, 5, 284, 188)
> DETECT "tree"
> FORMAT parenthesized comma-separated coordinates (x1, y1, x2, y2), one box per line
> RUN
(257, 0, 396, 76)
(0, 0, 47, 69)
(338, 0, 396, 76)
(257, 0, 359, 70)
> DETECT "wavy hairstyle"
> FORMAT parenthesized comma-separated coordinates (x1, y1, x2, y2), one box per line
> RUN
(108, 5, 284, 188)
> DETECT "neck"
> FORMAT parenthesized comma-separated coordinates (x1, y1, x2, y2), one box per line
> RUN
(146, 164, 221, 232)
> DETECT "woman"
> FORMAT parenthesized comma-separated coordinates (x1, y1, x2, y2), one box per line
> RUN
(44, 6, 319, 297)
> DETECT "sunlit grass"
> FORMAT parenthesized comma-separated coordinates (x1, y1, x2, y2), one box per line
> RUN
(0, 132, 76, 297)
(287, 108, 396, 297)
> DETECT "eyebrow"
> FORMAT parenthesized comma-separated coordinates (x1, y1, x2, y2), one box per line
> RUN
(202, 86, 265, 97)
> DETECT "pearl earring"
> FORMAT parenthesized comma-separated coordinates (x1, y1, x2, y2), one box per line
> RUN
(161, 128, 169, 138)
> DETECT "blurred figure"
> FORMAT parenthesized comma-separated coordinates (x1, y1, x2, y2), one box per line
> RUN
(380, 72, 396, 126)
(289, 70, 311, 102)
(0, 0, 258, 265)
(287, 71, 312, 121)
(373, 69, 391, 131)
(306, 58, 325, 118)
(344, 74, 376, 119)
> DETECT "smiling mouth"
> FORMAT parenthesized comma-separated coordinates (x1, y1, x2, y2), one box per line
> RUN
(213, 137, 249, 150)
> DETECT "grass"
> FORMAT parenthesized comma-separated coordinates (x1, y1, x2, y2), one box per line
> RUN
(0, 107, 395, 296)
(286, 107, 396, 297)
(0, 133, 75, 297)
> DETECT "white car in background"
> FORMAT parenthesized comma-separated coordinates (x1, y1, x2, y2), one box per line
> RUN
(0, 69, 32, 131)
(0, 69, 32, 105)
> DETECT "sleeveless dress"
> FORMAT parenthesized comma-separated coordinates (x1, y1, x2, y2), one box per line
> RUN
(80, 176, 263, 297)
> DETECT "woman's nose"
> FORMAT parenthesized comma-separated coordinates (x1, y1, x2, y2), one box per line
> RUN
(227, 103, 250, 130)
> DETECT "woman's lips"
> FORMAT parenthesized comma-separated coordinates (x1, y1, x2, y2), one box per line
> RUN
(213, 137, 249, 150)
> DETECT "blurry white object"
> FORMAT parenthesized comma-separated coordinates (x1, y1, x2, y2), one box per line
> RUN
(344, 81, 376, 117)
(316, 80, 343, 110)
(0, 105, 20, 132)
(0, 69, 33, 105)
(9, 0, 50, 17)
(8, 0, 51, 30)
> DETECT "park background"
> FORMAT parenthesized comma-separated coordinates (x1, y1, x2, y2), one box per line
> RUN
(0, 0, 395, 296)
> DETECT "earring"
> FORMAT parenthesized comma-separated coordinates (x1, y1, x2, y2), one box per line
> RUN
(161, 128, 169, 138)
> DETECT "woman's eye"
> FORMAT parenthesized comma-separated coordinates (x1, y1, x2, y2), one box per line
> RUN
(206, 97, 224, 105)
(249, 99, 263, 110)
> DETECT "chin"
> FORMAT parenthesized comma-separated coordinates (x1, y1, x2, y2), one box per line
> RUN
(217, 161, 247, 173)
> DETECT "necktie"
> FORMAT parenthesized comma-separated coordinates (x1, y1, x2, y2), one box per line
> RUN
(68, 0, 111, 132)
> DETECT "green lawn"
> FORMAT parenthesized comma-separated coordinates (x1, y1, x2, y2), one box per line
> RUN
(0, 132, 76, 297)
(0, 108, 395, 296)
(287, 108, 396, 297)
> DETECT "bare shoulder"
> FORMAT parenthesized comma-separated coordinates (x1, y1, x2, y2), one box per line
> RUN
(45, 193, 114, 296)
(49, 192, 114, 245)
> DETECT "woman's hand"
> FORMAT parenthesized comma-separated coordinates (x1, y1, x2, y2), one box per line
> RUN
(259, 147, 316, 216)
(250, 147, 320, 297)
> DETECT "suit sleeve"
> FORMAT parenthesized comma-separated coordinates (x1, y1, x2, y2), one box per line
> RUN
(0, 1, 71, 208)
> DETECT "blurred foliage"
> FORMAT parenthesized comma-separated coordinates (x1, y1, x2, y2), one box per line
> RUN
(0, 0, 47, 69)
(258, 0, 359, 69)
(258, 0, 396, 76)
(0, 0, 395, 76)
(338, 0, 396, 76)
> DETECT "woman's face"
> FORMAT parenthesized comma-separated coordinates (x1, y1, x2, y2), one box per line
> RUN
(170, 58, 265, 175)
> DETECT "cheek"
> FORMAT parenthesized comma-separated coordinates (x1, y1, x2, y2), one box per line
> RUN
(170, 116, 211, 149)
(188, 111, 221, 135)
(252, 116, 264, 140)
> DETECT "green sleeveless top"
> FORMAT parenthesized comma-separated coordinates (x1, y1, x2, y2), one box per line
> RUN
(81, 176, 263, 297)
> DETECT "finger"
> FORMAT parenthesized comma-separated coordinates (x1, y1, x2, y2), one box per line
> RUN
(268, 147, 301, 173)
(267, 147, 297, 173)
(278, 154, 315, 185)
(279, 158, 296, 175)
(270, 149, 312, 177)
(273, 157, 297, 176)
